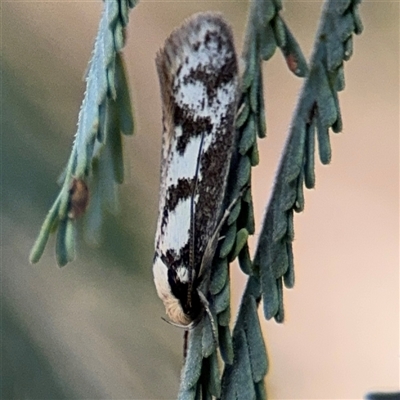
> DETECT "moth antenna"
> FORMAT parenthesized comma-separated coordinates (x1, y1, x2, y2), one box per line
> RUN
(187, 134, 206, 307)
(197, 289, 218, 346)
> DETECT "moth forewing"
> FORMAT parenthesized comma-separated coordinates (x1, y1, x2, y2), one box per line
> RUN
(153, 12, 239, 326)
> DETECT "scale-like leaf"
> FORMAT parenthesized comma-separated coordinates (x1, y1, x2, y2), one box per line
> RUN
(30, 0, 136, 266)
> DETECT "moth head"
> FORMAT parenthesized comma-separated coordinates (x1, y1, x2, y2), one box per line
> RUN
(153, 254, 195, 326)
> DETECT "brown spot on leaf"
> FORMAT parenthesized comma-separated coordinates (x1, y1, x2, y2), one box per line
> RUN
(68, 178, 89, 219)
(285, 53, 298, 74)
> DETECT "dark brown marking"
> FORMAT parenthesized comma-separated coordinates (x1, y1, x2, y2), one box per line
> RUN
(192, 103, 237, 268)
(165, 178, 194, 211)
(173, 105, 213, 154)
(68, 178, 89, 219)
(182, 54, 236, 105)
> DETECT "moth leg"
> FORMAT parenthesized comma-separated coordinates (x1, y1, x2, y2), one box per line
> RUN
(197, 289, 218, 346)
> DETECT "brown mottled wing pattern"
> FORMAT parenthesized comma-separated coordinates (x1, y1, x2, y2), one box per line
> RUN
(155, 13, 238, 285)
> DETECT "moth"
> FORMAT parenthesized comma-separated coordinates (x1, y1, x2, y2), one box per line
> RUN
(153, 12, 239, 328)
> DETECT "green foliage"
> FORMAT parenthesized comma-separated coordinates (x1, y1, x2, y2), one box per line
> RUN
(253, 0, 364, 323)
(27, 0, 364, 398)
(180, 0, 364, 399)
(365, 393, 400, 400)
(221, 277, 268, 400)
(29, 0, 137, 266)
(179, 0, 307, 398)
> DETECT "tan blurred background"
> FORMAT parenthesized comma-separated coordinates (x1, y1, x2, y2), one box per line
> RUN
(2, 1, 398, 399)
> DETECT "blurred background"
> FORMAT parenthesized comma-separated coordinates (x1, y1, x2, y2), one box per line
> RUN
(2, 1, 398, 399)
